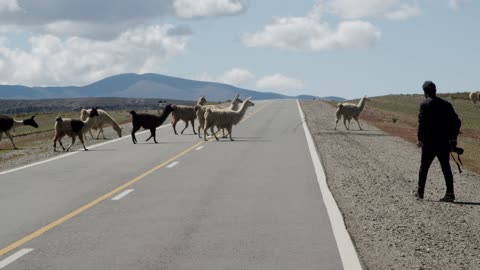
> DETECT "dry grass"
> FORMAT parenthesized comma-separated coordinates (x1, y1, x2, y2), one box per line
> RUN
(330, 93, 480, 174)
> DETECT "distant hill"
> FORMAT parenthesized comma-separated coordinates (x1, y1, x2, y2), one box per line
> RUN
(0, 73, 341, 102)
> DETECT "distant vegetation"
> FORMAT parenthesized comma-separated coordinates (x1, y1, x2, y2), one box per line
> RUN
(0, 97, 196, 114)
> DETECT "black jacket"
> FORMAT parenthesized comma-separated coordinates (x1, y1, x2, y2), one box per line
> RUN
(417, 96, 461, 143)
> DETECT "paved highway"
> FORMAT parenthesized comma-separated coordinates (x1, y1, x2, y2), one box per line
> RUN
(0, 100, 358, 269)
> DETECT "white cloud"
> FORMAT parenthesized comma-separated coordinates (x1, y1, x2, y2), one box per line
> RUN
(174, 0, 247, 19)
(219, 68, 255, 86)
(0, 0, 20, 13)
(242, 8, 381, 52)
(256, 74, 304, 95)
(191, 72, 215, 82)
(192, 68, 254, 88)
(0, 25, 190, 86)
(385, 3, 421, 20)
(326, 0, 420, 20)
(449, 0, 470, 10)
(0, 0, 247, 39)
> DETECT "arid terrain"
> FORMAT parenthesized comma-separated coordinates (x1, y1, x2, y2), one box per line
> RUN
(2, 100, 480, 269)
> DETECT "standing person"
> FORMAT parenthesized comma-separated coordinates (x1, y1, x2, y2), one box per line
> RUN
(415, 81, 461, 202)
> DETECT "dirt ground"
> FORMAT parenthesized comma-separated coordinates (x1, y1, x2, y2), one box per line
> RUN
(301, 100, 480, 270)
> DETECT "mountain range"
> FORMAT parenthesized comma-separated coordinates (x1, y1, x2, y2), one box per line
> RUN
(0, 73, 344, 102)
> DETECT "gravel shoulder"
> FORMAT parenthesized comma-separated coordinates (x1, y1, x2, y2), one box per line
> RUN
(301, 100, 480, 270)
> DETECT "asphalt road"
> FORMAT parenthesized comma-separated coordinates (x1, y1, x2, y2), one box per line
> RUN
(0, 100, 347, 270)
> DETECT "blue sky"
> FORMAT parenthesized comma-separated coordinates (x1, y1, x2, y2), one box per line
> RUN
(0, 0, 477, 99)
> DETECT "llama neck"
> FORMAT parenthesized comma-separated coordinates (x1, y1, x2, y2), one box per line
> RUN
(83, 116, 97, 130)
(11, 120, 23, 129)
(231, 102, 250, 125)
(156, 109, 172, 126)
(197, 97, 206, 105)
(228, 101, 240, 111)
(357, 98, 366, 111)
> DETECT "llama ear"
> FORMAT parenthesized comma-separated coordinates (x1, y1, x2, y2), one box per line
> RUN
(30, 115, 35, 120)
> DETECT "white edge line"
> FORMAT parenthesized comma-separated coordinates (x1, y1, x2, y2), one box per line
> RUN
(0, 124, 171, 176)
(0, 248, 34, 269)
(195, 146, 204, 151)
(166, 161, 179, 168)
(111, 189, 135, 201)
(297, 100, 363, 270)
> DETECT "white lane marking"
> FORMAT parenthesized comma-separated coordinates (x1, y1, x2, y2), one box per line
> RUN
(0, 248, 34, 269)
(166, 161, 179, 168)
(297, 100, 363, 270)
(195, 146, 204, 151)
(111, 189, 135, 201)
(0, 124, 171, 176)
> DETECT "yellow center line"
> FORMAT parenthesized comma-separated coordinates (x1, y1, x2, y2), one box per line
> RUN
(0, 101, 270, 257)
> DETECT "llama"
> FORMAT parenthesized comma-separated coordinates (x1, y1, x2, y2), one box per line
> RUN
(194, 94, 242, 139)
(53, 108, 99, 152)
(0, 115, 38, 149)
(469, 91, 479, 105)
(171, 96, 207, 135)
(130, 104, 175, 144)
(203, 97, 255, 141)
(334, 96, 369, 130)
(80, 108, 122, 139)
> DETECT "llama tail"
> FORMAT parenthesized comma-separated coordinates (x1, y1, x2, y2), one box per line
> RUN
(56, 116, 63, 122)
(337, 103, 344, 108)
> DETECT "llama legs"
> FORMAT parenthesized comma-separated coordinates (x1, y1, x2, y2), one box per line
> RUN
(343, 118, 349, 130)
(227, 126, 234, 141)
(211, 126, 219, 140)
(354, 117, 363, 130)
(98, 127, 106, 139)
(53, 137, 65, 151)
(197, 125, 202, 138)
(79, 135, 88, 151)
(190, 120, 197, 135)
(146, 128, 157, 143)
(203, 126, 210, 141)
(5, 130, 17, 149)
(172, 119, 179, 135)
(66, 136, 76, 151)
(89, 129, 95, 140)
(131, 125, 140, 144)
(180, 121, 189, 134)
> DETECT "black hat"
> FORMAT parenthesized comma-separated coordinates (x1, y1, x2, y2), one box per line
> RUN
(422, 81, 436, 95)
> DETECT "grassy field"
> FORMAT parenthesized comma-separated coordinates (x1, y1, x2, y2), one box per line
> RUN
(330, 93, 480, 174)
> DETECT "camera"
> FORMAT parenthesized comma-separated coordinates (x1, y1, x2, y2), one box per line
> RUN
(450, 142, 464, 155)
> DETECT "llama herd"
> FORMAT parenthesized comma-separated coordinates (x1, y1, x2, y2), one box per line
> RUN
(2, 90, 478, 151)
(0, 94, 256, 151)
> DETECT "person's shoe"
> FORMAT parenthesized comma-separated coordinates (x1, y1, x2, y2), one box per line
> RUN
(439, 193, 455, 202)
(413, 190, 424, 200)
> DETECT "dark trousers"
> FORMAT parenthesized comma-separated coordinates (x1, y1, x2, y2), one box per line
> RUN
(418, 142, 454, 194)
